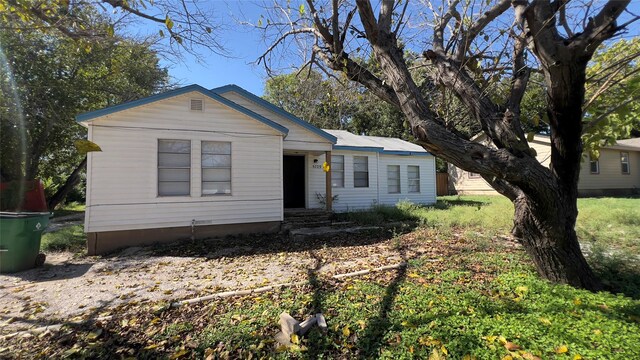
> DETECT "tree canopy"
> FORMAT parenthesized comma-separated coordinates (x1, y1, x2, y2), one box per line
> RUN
(264, 69, 410, 139)
(0, 0, 224, 57)
(0, 12, 169, 205)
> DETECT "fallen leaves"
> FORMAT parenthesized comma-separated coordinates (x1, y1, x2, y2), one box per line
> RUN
(504, 342, 521, 351)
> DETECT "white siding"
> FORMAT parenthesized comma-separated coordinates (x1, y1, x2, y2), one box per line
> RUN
(85, 92, 283, 233)
(307, 151, 436, 211)
(377, 155, 436, 206)
(219, 91, 332, 152)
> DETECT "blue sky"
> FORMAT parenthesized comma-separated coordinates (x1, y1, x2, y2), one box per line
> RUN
(142, 1, 640, 97)
(159, 2, 275, 95)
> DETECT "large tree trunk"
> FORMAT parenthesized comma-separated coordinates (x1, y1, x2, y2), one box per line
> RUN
(513, 192, 602, 289)
(47, 156, 87, 210)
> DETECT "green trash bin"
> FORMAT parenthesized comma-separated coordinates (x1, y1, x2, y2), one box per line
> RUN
(0, 212, 50, 273)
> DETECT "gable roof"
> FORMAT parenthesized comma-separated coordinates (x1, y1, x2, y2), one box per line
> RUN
(610, 138, 640, 151)
(212, 84, 337, 144)
(472, 133, 640, 152)
(75, 84, 289, 135)
(324, 129, 431, 156)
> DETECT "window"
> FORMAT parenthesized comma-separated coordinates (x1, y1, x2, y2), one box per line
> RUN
(202, 141, 232, 195)
(468, 172, 481, 179)
(408, 166, 420, 193)
(190, 98, 203, 111)
(387, 165, 400, 193)
(621, 152, 630, 174)
(332, 155, 344, 187)
(589, 155, 599, 174)
(158, 139, 191, 196)
(353, 156, 369, 188)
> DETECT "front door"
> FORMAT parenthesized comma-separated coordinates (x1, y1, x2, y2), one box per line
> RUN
(283, 155, 305, 208)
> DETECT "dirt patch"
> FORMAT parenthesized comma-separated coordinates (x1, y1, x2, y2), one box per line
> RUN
(0, 227, 509, 336)
(0, 232, 397, 334)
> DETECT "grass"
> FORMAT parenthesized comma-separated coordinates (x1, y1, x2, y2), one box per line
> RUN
(40, 224, 85, 253)
(576, 197, 640, 253)
(340, 196, 640, 253)
(51, 201, 85, 218)
(7, 230, 639, 359)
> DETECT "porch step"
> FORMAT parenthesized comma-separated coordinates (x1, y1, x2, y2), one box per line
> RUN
(283, 209, 333, 232)
(284, 208, 331, 218)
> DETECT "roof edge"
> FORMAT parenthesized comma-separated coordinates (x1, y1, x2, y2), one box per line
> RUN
(333, 145, 384, 153)
(75, 84, 289, 135)
(212, 84, 337, 144)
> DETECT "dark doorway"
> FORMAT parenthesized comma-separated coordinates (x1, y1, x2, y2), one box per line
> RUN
(283, 155, 305, 208)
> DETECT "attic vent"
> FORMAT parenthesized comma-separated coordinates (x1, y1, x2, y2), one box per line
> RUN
(190, 99, 203, 111)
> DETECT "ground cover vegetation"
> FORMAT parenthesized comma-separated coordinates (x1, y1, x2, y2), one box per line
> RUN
(5, 196, 639, 359)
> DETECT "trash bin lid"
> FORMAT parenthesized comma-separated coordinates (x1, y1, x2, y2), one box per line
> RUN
(0, 211, 52, 218)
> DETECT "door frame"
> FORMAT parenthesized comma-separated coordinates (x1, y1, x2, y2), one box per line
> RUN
(282, 154, 307, 209)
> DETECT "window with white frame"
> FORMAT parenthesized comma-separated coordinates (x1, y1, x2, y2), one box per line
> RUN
(331, 155, 344, 187)
(202, 141, 232, 195)
(387, 165, 400, 193)
(468, 172, 481, 179)
(408, 165, 420, 193)
(353, 156, 369, 188)
(589, 155, 599, 174)
(158, 139, 191, 196)
(621, 152, 630, 174)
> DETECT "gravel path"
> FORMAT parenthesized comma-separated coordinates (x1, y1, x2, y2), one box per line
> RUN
(0, 228, 442, 335)
(44, 213, 84, 233)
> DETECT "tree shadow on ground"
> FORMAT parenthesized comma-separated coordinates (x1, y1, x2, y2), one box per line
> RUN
(589, 252, 640, 299)
(1, 261, 93, 283)
(431, 198, 488, 209)
(0, 296, 116, 337)
(354, 247, 408, 359)
(300, 241, 410, 359)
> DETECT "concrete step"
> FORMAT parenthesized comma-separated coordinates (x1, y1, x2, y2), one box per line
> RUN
(284, 209, 331, 218)
(289, 225, 381, 241)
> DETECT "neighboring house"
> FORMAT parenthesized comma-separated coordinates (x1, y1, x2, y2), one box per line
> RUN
(449, 134, 640, 196)
(77, 84, 436, 254)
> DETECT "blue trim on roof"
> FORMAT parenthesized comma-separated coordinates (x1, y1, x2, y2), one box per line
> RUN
(381, 150, 432, 156)
(75, 84, 289, 135)
(212, 84, 337, 144)
(333, 145, 384, 152)
(332, 145, 431, 156)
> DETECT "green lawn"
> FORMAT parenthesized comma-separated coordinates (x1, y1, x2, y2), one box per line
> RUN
(341, 196, 640, 253)
(50, 201, 85, 219)
(12, 196, 638, 359)
(40, 224, 85, 253)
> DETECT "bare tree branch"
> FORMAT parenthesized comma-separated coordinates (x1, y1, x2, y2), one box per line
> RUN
(455, 0, 511, 61)
(571, 0, 630, 55)
(557, 0, 574, 37)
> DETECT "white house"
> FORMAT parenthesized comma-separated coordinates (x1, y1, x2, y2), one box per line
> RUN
(77, 84, 436, 254)
(449, 134, 640, 196)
